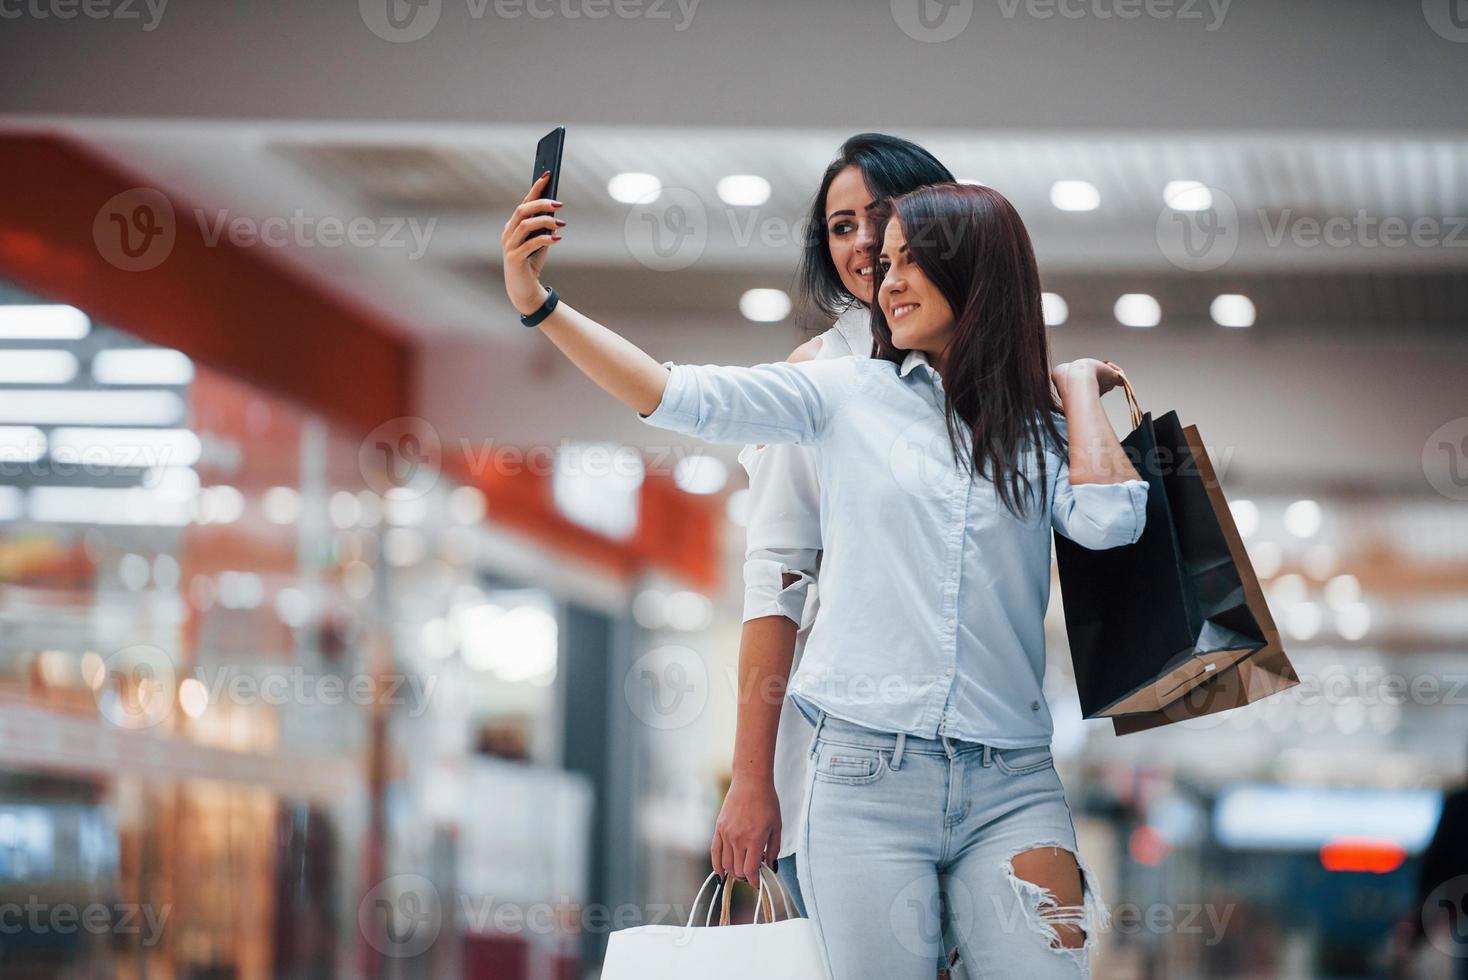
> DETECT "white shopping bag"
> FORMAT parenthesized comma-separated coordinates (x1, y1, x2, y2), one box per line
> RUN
(601, 865, 827, 979)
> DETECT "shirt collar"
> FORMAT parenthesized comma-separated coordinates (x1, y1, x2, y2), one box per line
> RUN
(898, 349, 935, 379)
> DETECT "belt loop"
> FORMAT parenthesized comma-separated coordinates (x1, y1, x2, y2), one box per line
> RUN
(982, 744, 993, 767)
(890, 732, 906, 771)
(809, 710, 827, 759)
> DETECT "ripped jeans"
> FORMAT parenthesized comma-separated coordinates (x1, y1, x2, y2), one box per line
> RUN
(796, 710, 1108, 980)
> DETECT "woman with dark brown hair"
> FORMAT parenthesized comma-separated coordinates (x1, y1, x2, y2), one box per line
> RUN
(502, 178, 1145, 978)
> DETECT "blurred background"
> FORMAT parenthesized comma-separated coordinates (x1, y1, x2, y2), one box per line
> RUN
(0, 1, 1466, 977)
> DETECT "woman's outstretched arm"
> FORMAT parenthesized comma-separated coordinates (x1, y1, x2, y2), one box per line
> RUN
(503, 175, 849, 446)
(503, 172, 668, 415)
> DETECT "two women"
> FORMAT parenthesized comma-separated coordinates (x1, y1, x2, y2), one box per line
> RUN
(709, 134, 953, 922)
(502, 148, 1144, 978)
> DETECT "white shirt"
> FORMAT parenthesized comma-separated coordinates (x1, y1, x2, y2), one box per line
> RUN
(736, 307, 868, 858)
(642, 348, 1147, 753)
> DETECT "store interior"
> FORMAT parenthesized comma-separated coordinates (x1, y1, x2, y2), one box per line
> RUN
(1, 2, 1467, 977)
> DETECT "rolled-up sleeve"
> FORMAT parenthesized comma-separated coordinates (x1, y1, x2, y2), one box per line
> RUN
(1052, 474, 1149, 549)
(1048, 414, 1148, 549)
(739, 439, 823, 624)
(640, 359, 855, 447)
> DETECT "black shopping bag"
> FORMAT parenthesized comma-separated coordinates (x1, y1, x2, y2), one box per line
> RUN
(1110, 418, 1298, 734)
(1054, 376, 1277, 721)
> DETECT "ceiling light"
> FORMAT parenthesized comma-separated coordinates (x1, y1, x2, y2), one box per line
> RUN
(1163, 180, 1213, 211)
(1114, 294, 1161, 328)
(1041, 293, 1068, 327)
(739, 288, 791, 323)
(0, 305, 90, 340)
(92, 348, 195, 385)
(0, 390, 184, 426)
(716, 174, 771, 207)
(1323, 574, 1361, 609)
(29, 486, 192, 526)
(1050, 181, 1100, 212)
(0, 350, 78, 384)
(608, 172, 662, 204)
(1335, 602, 1371, 641)
(0, 425, 45, 464)
(49, 427, 202, 468)
(1283, 499, 1323, 538)
(1211, 294, 1256, 328)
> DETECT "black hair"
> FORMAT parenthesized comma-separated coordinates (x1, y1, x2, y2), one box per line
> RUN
(796, 133, 954, 326)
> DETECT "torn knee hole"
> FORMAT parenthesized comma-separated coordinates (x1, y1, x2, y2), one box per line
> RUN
(1004, 845, 1095, 952)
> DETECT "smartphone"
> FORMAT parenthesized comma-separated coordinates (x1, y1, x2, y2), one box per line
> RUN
(529, 126, 565, 242)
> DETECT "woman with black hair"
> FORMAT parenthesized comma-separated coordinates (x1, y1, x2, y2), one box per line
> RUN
(502, 178, 1143, 977)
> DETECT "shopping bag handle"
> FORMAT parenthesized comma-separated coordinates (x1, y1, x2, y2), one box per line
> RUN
(1106, 361, 1143, 431)
(746, 864, 798, 924)
(685, 866, 796, 927)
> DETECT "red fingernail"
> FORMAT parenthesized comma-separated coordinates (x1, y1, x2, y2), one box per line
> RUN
(555, 219, 566, 226)
(551, 201, 563, 208)
(551, 235, 561, 241)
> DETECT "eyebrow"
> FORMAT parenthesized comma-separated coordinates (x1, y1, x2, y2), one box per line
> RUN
(826, 200, 879, 221)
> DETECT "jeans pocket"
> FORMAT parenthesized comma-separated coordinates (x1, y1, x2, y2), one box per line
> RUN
(812, 744, 889, 785)
(992, 744, 1053, 776)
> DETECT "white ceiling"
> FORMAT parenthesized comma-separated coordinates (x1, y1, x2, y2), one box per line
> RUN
(29, 119, 1468, 344)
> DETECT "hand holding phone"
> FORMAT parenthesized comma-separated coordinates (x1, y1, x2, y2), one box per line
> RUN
(502, 129, 567, 315)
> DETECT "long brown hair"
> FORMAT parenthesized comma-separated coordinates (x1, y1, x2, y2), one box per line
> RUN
(870, 183, 1063, 518)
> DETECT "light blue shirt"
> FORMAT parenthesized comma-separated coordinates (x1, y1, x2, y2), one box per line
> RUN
(642, 351, 1148, 747)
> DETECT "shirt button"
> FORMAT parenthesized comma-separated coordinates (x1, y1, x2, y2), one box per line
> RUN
(1031, 701, 1041, 712)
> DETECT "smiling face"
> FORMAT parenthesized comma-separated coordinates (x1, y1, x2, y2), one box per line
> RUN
(878, 219, 956, 365)
(824, 164, 880, 305)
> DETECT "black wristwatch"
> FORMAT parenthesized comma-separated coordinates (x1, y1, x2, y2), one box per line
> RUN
(520, 286, 559, 328)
